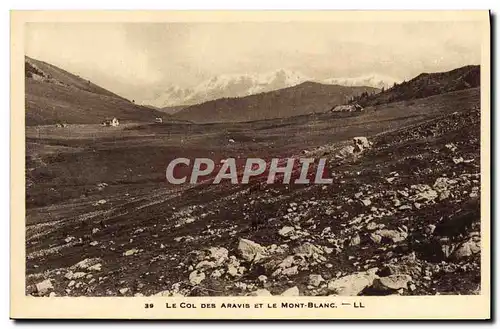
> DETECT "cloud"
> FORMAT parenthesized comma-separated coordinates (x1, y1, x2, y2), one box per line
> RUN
(25, 23, 163, 97)
(25, 21, 482, 102)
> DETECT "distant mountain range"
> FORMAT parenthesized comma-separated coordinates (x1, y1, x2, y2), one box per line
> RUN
(25, 56, 165, 125)
(323, 74, 399, 90)
(24, 56, 480, 126)
(172, 81, 379, 123)
(142, 70, 398, 108)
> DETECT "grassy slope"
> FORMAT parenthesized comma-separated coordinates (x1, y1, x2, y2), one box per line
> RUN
(355, 65, 480, 107)
(173, 81, 379, 123)
(25, 88, 481, 296)
(25, 56, 165, 125)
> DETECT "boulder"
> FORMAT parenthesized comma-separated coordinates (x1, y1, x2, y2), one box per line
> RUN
(309, 274, 325, 287)
(72, 258, 101, 270)
(123, 248, 139, 256)
(195, 260, 217, 270)
(336, 145, 356, 159)
(189, 270, 206, 285)
(211, 269, 224, 278)
(70, 272, 86, 279)
(277, 255, 295, 269)
(411, 184, 438, 202)
(293, 242, 324, 258)
(249, 289, 272, 296)
(451, 238, 481, 259)
(327, 269, 378, 296)
(227, 264, 239, 277)
(279, 226, 295, 237)
(353, 137, 371, 152)
(36, 279, 53, 295)
(281, 286, 300, 296)
(373, 274, 412, 291)
(209, 247, 229, 265)
(238, 239, 267, 262)
(370, 228, 407, 244)
(88, 263, 102, 272)
(350, 234, 361, 246)
(433, 177, 457, 192)
(258, 275, 268, 283)
(282, 266, 299, 276)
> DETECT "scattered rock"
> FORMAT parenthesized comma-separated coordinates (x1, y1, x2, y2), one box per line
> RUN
(281, 286, 300, 296)
(282, 266, 299, 276)
(373, 274, 412, 291)
(309, 274, 325, 287)
(370, 228, 408, 244)
(195, 260, 216, 270)
(70, 272, 86, 279)
(293, 242, 324, 258)
(123, 248, 139, 256)
(279, 226, 295, 237)
(238, 239, 267, 262)
(336, 145, 355, 159)
(411, 184, 438, 202)
(64, 236, 75, 243)
(426, 224, 436, 235)
(445, 143, 457, 152)
(353, 137, 371, 152)
(451, 237, 481, 259)
(361, 199, 372, 207)
(327, 269, 378, 296)
(209, 247, 229, 265)
(189, 270, 206, 285)
(72, 258, 101, 270)
(350, 234, 361, 246)
(88, 263, 102, 271)
(249, 289, 272, 296)
(36, 279, 53, 295)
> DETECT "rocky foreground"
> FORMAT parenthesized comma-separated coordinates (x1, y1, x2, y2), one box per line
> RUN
(27, 107, 481, 297)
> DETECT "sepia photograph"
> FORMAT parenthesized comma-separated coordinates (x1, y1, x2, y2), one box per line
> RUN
(10, 10, 491, 319)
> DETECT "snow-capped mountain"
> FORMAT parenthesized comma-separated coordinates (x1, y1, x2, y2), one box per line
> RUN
(143, 70, 399, 108)
(322, 74, 400, 90)
(143, 69, 311, 108)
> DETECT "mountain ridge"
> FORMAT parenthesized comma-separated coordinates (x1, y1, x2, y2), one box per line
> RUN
(172, 81, 379, 123)
(25, 56, 165, 125)
(142, 70, 397, 108)
(352, 65, 480, 107)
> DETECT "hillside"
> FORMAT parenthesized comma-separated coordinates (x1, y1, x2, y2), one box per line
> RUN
(353, 65, 480, 107)
(25, 56, 165, 125)
(173, 81, 379, 123)
(25, 88, 481, 297)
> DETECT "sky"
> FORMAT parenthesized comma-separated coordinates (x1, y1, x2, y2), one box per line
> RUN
(25, 21, 482, 102)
